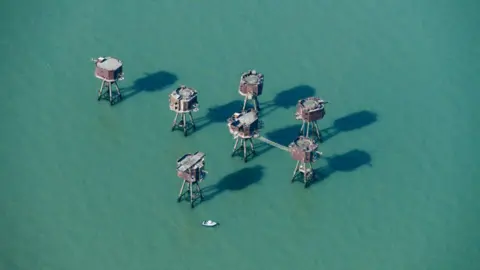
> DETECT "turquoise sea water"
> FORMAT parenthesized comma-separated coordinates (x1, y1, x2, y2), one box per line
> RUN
(1, 0, 479, 269)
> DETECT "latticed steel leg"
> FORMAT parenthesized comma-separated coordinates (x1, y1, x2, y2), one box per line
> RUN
(232, 138, 240, 156)
(188, 111, 196, 131)
(108, 82, 114, 105)
(232, 137, 255, 162)
(253, 96, 261, 111)
(242, 96, 248, 111)
(113, 81, 122, 101)
(292, 161, 300, 182)
(299, 121, 306, 135)
(189, 183, 194, 208)
(172, 113, 179, 131)
(195, 182, 203, 200)
(97, 80, 105, 100)
(182, 113, 187, 136)
(312, 121, 322, 142)
(249, 138, 255, 156)
(177, 180, 187, 202)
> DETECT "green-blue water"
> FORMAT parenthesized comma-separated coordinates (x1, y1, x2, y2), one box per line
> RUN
(1, 0, 479, 269)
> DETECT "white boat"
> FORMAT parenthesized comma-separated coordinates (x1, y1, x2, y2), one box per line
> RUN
(202, 220, 219, 227)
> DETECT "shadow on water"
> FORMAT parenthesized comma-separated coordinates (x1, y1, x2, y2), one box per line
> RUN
(195, 100, 244, 131)
(260, 85, 316, 116)
(254, 124, 302, 156)
(120, 70, 178, 101)
(202, 165, 264, 202)
(321, 110, 378, 142)
(310, 149, 372, 186)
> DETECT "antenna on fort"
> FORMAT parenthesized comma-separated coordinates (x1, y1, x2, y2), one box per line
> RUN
(176, 152, 206, 208)
(295, 97, 328, 142)
(289, 136, 321, 187)
(92, 56, 124, 105)
(238, 70, 264, 111)
(169, 85, 199, 136)
(227, 109, 263, 162)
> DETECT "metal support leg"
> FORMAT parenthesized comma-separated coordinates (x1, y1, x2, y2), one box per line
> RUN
(98, 80, 105, 100)
(113, 81, 122, 100)
(313, 121, 322, 142)
(196, 183, 203, 200)
(249, 138, 255, 155)
(242, 96, 248, 111)
(108, 82, 113, 105)
(254, 96, 261, 111)
(189, 183, 194, 208)
(189, 111, 196, 131)
(172, 113, 179, 131)
(243, 139, 247, 162)
(183, 113, 187, 136)
(232, 137, 240, 156)
(291, 161, 300, 182)
(177, 180, 186, 202)
(299, 121, 305, 135)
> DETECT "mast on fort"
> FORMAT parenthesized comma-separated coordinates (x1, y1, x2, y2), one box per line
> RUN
(227, 109, 263, 162)
(295, 97, 328, 142)
(176, 152, 206, 208)
(238, 70, 264, 111)
(169, 85, 199, 136)
(92, 56, 124, 105)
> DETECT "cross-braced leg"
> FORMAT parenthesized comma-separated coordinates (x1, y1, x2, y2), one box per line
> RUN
(254, 96, 261, 111)
(108, 83, 114, 104)
(195, 183, 203, 200)
(232, 137, 240, 156)
(242, 96, 248, 111)
(177, 180, 186, 202)
(299, 121, 305, 135)
(98, 80, 105, 100)
(243, 139, 247, 162)
(249, 138, 255, 156)
(182, 113, 188, 136)
(292, 161, 300, 182)
(189, 183, 194, 208)
(113, 81, 122, 100)
(313, 122, 322, 142)
(172, 113, 179, 131)
(189, 111, 196, 131)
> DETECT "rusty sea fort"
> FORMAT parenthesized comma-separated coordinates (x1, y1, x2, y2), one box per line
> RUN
(0, 0, 478, 269)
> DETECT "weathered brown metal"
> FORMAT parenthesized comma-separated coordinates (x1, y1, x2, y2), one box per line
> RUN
(92, 56, 124, 105)
(227, 109, 262, 162)
(169, 85, 199, 136)
(176, 152, 206, 208)
(238, 70, 264, 111)
(295, 97, 328, 141)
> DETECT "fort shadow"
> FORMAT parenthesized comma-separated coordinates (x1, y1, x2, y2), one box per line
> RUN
(202, 165, 264, 202)
(254, 124, 303, 156)
(260, 85, 316, 117)
(120, 70, 178, 101)
(321, 110, 378, 142)
(195, 100, 244, 131)
(308, 149, 372, 186)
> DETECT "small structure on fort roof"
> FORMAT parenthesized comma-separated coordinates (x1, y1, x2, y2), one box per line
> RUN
(176, 151, 206, 208)
(289, 136, 321, 187)
(92, 56, 124, 105)
(227, 109, 263, 162)
(169, 85, 199, 136)
(295, 97, 328, 142)
(238, 70, 264, 111)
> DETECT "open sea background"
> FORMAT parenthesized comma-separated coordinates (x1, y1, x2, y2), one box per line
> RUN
(0, 0, 479, 269)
